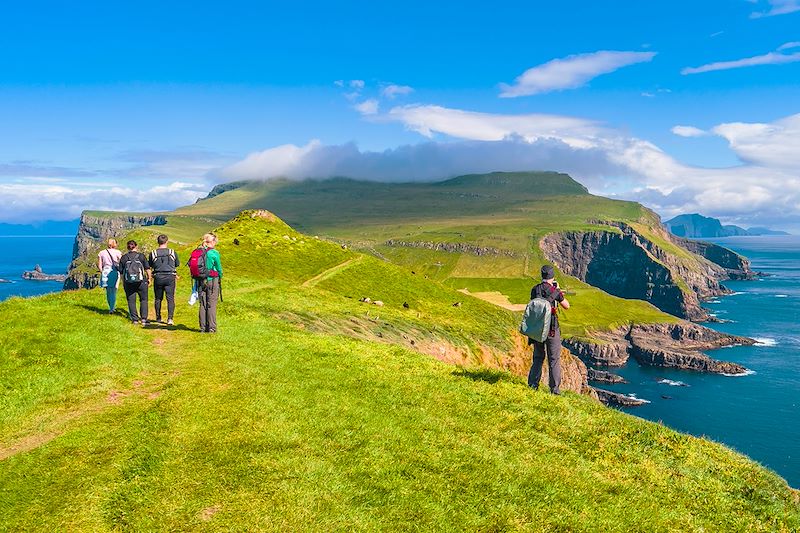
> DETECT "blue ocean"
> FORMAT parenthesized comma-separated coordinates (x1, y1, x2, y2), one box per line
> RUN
(611, 235, 800, 487)
(0, 235, 74, 301)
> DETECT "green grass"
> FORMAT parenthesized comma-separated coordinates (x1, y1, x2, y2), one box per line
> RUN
(1, 210, 799, 530)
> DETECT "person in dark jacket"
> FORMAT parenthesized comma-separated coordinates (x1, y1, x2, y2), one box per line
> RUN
(118, 240, 152, 326)
(149, 234, 180, 325)
(528, 264, 570, 394)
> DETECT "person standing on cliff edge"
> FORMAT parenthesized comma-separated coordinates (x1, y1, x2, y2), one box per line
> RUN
(529, 264, 570, 394)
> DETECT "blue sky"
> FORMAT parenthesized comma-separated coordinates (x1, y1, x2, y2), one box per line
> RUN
(1, 0, 799, 228)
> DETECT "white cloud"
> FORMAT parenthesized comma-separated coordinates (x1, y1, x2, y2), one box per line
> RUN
(712, 113, 800, 168)
(381, 84, 414, 99)
(778, 41, 800, 51)
(682, 44, 800, 74)
(354, 99, 379, 115)
(671, 125, 709, 137)
(750, 0, 800, 18)
(499, 50, 657, 97)
(349, 79, 365, 90)
(387, 105, 603, 149)
(333, 80, 345, 87)
(0, 182, 209, 223)
(220, 104, 800, 229)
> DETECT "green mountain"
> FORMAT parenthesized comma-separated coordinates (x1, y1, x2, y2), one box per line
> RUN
(2, 209, 798, 530)
(665, 213, 790, 238)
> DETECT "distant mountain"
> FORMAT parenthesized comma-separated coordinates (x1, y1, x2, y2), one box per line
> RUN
(664, 214, 789, 238)
(745, 227, 790, 236)
(0, 219, 80, 236)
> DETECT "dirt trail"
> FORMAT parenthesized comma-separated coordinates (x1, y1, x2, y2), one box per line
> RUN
(302, 256, 363, 288)
(0, 328, 180, 462)
(458, 288, 526, 312)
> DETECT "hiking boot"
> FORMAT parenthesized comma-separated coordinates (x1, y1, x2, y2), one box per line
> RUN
(167, 319, 174, 326)
(141, 319, 148, 327)
(132, 319, 139, 325)
(155, 316, 162, 323)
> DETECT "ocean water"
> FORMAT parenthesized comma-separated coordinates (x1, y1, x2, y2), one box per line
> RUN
(609, 235, 800, 487)
(0, 235, 74, 301)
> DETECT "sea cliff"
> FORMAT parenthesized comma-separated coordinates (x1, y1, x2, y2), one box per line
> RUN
(63, 212, 167, 289)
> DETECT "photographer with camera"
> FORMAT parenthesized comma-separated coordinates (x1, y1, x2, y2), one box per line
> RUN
(528, 264, 570, 394)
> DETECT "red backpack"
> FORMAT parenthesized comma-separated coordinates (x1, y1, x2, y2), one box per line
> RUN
(188, 247, 208, 279)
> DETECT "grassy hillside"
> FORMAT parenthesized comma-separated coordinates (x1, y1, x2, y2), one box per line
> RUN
(2, 211, 798, 531)
(173, 172, 684, 338)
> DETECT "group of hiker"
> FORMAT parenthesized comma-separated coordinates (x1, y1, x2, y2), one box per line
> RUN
(97, 233, 223, 333)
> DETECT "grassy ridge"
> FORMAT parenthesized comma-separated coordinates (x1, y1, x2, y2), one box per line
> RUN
(1, 211, 799, 530)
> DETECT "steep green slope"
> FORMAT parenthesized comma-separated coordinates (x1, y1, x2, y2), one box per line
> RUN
(2, 211, 798, 531)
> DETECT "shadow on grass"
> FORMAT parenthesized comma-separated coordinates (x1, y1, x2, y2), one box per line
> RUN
(452, 367, 520, 385)
(76, 304, 199, 332)
(77, 304, 131, 319)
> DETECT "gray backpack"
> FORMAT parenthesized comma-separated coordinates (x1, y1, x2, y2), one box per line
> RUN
(519, 297, 552, 342)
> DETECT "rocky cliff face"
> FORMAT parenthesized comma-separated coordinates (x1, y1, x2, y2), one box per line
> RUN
(63, 212, 167, 290)
(674, 238, 756, 279)
(385, 239, 519, 257)
(564, 322, 752, 375)
(540, 221, 730, 321)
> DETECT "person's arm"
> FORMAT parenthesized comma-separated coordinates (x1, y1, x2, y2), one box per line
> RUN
(556, 290, 570, 309)
(215, 251, 222, 279)
(97, 253, 103, 272)
(143, 253, 153, 283)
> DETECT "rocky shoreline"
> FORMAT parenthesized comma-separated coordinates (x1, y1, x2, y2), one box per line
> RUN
(564, 322, 752, 376)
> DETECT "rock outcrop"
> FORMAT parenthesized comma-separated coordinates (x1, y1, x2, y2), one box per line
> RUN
(385, 239, 518, 258)
(22, 265, 66, 282)
(540, 220, 730, 320)
(593, 388, 648, 407)
(587, 368, 627, 384)
(564, 322, 752, 375)
(63, 212, 167, 290)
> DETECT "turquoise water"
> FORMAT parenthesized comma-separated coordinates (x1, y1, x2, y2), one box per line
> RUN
(0, 235, 74, 301)
(610, 236, 800, 487)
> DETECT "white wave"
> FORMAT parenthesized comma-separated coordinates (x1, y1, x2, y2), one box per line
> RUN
(658, 379, 689, 387)
(627, 393, 651, 404)
(729, 291, 746, 296)
(775, 294, 789, 298)
(706, 299, 721, 304)
(722, 369, 757, 377)
(754, 337, 778, 347)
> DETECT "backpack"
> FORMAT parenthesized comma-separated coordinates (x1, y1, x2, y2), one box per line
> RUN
(123, 253, 146, 283)
(105, 250, 119, 272)
(188, 247, 209, 279)
(519, 297, 553, 342)
(150, 248, 177, 274)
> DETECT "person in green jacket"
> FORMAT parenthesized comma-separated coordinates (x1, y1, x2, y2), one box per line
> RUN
(199, 233, 223, 333)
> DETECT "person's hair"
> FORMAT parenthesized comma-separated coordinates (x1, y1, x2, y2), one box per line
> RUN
(107, 238, 117, 249)
(157, 234, 168, 245)
(203, 233, 218, 245)
(127, 240, 137, 251)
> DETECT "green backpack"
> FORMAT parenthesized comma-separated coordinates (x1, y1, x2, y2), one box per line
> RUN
(519, 297, 552, 342)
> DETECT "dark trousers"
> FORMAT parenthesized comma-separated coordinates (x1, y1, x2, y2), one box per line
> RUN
(199, 278, 219, 332)
(153, 274, 176, 320)
(123, 281, 149, 322)
(528, 330, 562, 394)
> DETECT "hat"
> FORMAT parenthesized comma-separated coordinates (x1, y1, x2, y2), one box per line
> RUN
(541, 264, 555, 280)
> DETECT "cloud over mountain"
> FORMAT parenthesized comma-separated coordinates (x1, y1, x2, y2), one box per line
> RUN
(220, 104, 800, 229)
(499, 51, 656, 97)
